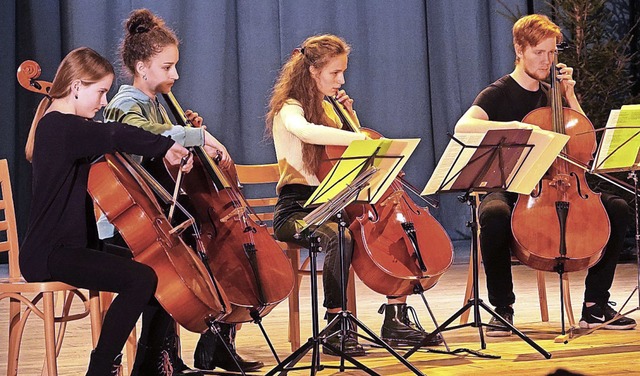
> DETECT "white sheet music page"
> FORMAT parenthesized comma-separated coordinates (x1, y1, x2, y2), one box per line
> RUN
(422, 132, 485, 195)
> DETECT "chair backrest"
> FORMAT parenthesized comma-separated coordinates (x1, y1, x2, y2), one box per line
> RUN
(0, 159, 21, 281)
(234, 163, 280, 233)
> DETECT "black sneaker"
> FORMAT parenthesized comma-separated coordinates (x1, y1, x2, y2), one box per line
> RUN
(579, 302, 636, 330)
(486, 306, 513, 337)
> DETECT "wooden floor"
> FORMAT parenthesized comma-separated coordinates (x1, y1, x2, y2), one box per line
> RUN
(2, 263, 640, 375)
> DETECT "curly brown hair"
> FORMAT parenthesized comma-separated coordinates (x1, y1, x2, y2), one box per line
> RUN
(120, 8, 179, 76)
(266, 34, 350, 173)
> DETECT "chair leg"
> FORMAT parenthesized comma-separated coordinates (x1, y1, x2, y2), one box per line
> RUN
(562, 273, 575, 327)
(460, 246, 477, 325)
(537, 271, 549, 322)
(461, 205, 482, 325)
(99, 291, 113, 320)
(286, 248, 301, 351)
(89, 290, 103, 347)
(346, 268, 357, 317)
(43, 292, 58, 376)
(8, 297, 21, 376)
(124, 328, 137, 376)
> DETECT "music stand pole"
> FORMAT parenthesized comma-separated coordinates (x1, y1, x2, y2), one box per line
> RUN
(406, 134, 552, 359)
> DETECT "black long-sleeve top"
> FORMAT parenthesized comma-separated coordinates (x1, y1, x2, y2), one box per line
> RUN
(20, 111, 175, 282)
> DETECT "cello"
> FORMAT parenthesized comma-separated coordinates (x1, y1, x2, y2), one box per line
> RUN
(17, 60, 230, 333)
(88, 153, 230, 332)
(320, 96, 453, 296)
(511, 45, 610, 272)
(161, 92, 295, 324)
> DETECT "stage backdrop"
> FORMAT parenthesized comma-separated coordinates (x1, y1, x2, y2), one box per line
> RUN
(2, 0, 552, 258)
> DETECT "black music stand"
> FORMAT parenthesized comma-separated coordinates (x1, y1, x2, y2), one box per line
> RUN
(266, 139, 425, 375)
(584, 118, 640, 336)
(406, 130, 552, 359)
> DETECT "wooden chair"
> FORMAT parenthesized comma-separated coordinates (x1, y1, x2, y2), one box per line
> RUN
(234, 163, 357, 351)
(0, 159, 103, 376)
(460, 193, 575, 327)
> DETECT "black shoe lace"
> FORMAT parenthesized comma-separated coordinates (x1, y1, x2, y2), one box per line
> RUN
(603, 301, 621, 319)
(404, 305, 426, 332)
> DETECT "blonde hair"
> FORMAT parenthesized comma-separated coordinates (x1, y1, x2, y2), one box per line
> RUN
(120, 8, 179, 77)
(25, 47, 115, 162)
(266, 34, 350, 173)
(513, 14, 562, 63)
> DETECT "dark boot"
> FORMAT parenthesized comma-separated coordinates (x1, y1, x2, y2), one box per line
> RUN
(194, 323, 264, 372)
(164, 334, 204, 375)
(379, 303, 443, 347)
(129, 342, 149, 376)
(131, 338, 203, 376)
(323, 312, 366, 357)
(86, 350, 122, 376)
(130, 342, 171, 376)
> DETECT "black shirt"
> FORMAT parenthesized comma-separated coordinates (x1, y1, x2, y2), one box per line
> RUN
(473, 74, 549, 122)
(20, 111, 175, 281)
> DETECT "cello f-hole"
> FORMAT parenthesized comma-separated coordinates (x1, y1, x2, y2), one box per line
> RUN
(531, 181, 543, 198)
(570, 172, 588, 199)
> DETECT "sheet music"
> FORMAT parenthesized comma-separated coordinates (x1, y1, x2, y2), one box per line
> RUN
(422, 128, 569, 195)
(423, 133, 484, 195)
(508, 130, 569, 193)
(592, 105, 640, 172)
(594, 110, 619, 167)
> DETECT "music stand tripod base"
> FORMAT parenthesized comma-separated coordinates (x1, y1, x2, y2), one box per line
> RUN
(404, 193, 551, 360)
(266, 217, 425, 376)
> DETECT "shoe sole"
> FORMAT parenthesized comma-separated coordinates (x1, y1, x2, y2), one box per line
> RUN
(322, 348, 367, 357)
(579, 320, 637, 330)
(485, 330, 512, 337)
(383, 338, 443, 347)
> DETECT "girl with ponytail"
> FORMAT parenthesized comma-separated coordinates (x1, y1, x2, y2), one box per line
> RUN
(21, 46, 191, 375)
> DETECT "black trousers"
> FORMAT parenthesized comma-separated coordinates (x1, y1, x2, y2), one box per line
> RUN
(273, 184, 354, 309)
(477, 191, 630, 308)
(47, 245, 157, 361)
(101, 234, 176, 351)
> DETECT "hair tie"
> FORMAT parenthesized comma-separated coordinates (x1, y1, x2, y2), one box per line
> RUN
(299, 47, 305, 55)
(135, 25, 150, 34)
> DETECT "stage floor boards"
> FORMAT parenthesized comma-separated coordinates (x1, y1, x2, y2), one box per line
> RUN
(2, 263, 640, 375)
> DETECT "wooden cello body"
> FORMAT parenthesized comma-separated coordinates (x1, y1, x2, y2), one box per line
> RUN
(511, 53, 610, 272)
(88, 154, 230, 332)
(321, 97, 453, 296)
(162, 93, 295, 324)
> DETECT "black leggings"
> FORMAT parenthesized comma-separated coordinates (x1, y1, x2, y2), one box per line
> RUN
(101, 234, 176, 350)
(47, 245, 157, 360)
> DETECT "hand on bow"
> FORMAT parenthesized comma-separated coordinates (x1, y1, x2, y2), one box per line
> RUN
(165, 143, 194, 173)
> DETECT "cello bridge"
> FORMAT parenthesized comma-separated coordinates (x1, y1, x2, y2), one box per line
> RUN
(220, 207, 246, 223)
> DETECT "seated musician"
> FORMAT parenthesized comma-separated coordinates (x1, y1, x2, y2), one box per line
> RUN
(20, 47, 192, 375)
(101, 8, 261, 374)
(265, 34, 443, 356)
(454, 14, 636, 336)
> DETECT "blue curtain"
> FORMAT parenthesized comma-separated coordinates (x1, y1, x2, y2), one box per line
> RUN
(2, 0, 551, 256)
